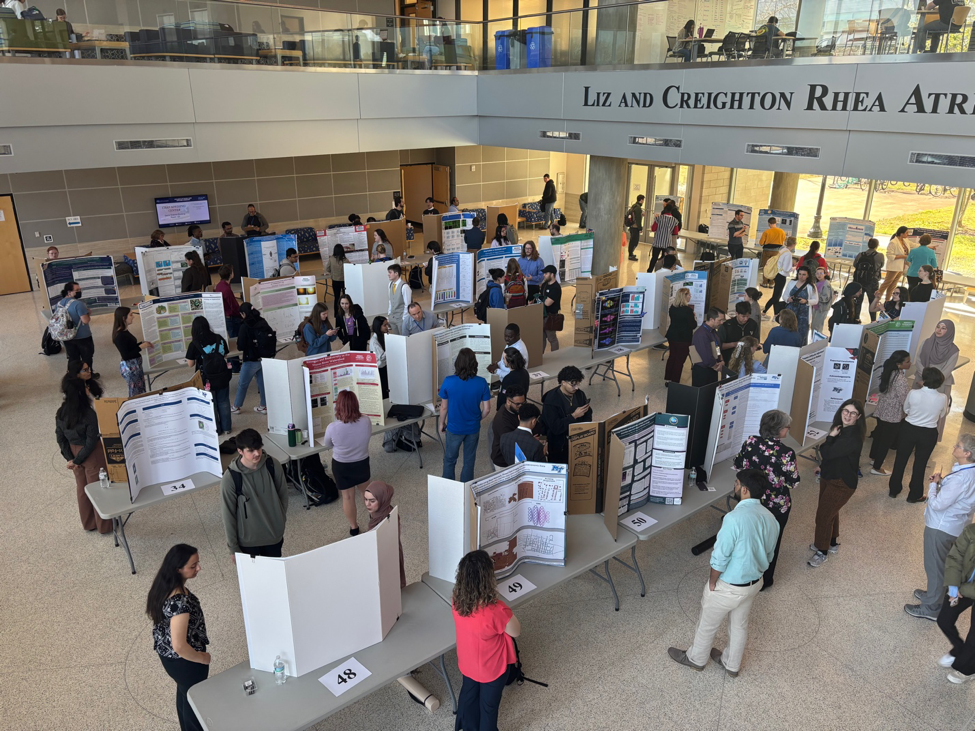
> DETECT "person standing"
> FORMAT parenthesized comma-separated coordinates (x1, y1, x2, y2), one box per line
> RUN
(579, 191, 588, 229)
(851, 238, 885, 321)
(452, 550, 520, 731)
(648, 204, 679, 272)
(363, 482, 407, 588)
(915, 319, 958, 439)
(727, 209, 748, 260)
(386, 263, 412, 335)
(496, 348, 529, 410)
(540, 265, 562, 353)
(180, 250, 211, 293)
(465, 218, 486, 251)
(717, 302, 758, 365)
(733, 411, 798, 589)
(762, 238, 795, 315)
(301, 302, 339, 356)
(797, 240, 828, 275)
(112, 306, 151, 397)
(231, 303, 270, 415)
(758, 218, 786, 249)
(690, 307, 724, 387)
(221, 428, 288, 558)
(904, 434, 975, 622)
(500, 403, 545, 466)
(669, 469, 779, 676)
(503, 259, 528, 309)
(58, 281, 97, 377)
(490, 386, 525, 472)
(879, 226, 910, 299)
(810, 266, 834, 335)
(322, 391, 373, 536)
(937, 523, 975, 683)
(214, 265, 241, 338)
(439, 348, 492, 482)
(762, 309, 803, 352)
(784, 267, 813, 345)
(809, 400, 865, 568)
(827, 283, 862, 337)
(665, 288, 696, 383)
(185, 317, 233, 435)
(146, 544, 210, 731)
(324, 244, 348, 317)
(540, 173, 557, 228)
(889, 367, 949, 502)
(744, 288, 763, 329)
(518, 241, 545, 301)
(187, 226, 204, 249)
(386, 198, 405, 221)
(869, 350, 911, 476)
(241, 204, 268, 237)
(905, 234, 939, 290)
(370, 316, 390, 399)
(336, 295, 371, 351)
(626, 194, 645, 262)
(540, 365, 592, 464)
(55, 371, 112, 534)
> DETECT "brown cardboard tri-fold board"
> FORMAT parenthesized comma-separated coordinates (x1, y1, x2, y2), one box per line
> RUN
(573, 270, 620, 348)
(705, 258, 735, 311)
(95, 373, 204, 483)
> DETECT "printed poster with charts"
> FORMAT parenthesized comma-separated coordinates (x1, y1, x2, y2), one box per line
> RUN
(115, 387, 221, 502)
(537, 233, 593, 284)
(475, 245, 521, 297)
(441, 212, 475, 254)
(249, 277, 301, 338)
(612, 412, 690, 510)
(135, 244, 201, 298)
(819, 347, 857, 417)
(433, 324, 492, 396)
(666, 269, 708, 327)
(826, 218, 875, 259)
(431, 252, 474, 306)
(709, 202, 752, 240)
(593, 288, 621, 351)
(42, 256, 120, 312)
(139, 293, 228, 370)
(757, 209, 799, 240)
(303, 352, 384, 445)
(905, 228, 948, 268)
(322, 225, 370, 265)
(867, 319, 914, 397)
(704, 373, 782, 477)
(245, 234, 298, 278)
(470, 461, 568, 579)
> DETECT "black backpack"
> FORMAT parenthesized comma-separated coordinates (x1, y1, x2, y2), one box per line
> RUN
(624, 207, 636, 228)
(40, 326, 62, 356)
(852, 251, 880, 286)
(505, 638, 548, 688)
(557, 212, 567, 227)
(408, 265, 424, 291)
(473, 286, 492, 322)
(200, 341, 232, 391)
(230, 459, 276, 517)
(299, 452, 338, 505)
(249, 319, 277, 359)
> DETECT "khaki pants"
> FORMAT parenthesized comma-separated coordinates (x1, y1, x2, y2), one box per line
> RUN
(686, 579, 763, 672)
(877, 269, 903, 300)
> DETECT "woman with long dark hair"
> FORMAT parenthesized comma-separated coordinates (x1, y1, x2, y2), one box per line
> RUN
(322, 390, 373, 535)
(301, 302, 338, 356)
(231, 302, 268, 415)
(370, 316, 390, 399)
(371, 228, 392, 259)
(335, 295, 370, 351)
(489, 225, 509, 249)
(871, 285, 909, 320)
(452, 550, 520, 731)
(809, 399, 865, 568)
(56, 369, 112, 534)
(180, 250, 211, 293)
(784, 266, 813, 345)
(146, 544, 209, 731)
(798, 240, 828, 276)
(112, 306, 151, 396)
(185, 317, 232, 435)
(879, 225, 910, 300)
(827, 282, 862, 338)
(66, 358, 104, 398)
(910, 265, 936, 302)
(869, 350, 911, 476)
(675, 18, 697, 62)
(324, 243, 347, 316)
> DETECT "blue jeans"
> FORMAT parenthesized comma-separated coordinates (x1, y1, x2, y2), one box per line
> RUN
(212, 387, 232, 434)
(676, 47, 692, 62)
(542, 202, 555, 228)
(225, 316, 241, 339)
(443, 430, 480, 483)
(233, 361, 265, 409)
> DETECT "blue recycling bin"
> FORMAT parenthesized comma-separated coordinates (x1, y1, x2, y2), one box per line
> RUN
(495, 29, 512, 69)
(526, 26, 552, 68)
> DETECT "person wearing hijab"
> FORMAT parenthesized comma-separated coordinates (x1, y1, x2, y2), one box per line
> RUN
(363, 481, 406, 588)
(827, 282, 861, 338)
(917, 320, 959, 397)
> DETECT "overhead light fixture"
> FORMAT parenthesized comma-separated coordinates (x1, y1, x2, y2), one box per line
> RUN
(540, 131, 580, 140)
(746, 143, 820, 158)
(629, 136, 682, 148)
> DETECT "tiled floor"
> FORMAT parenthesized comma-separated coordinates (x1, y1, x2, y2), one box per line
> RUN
(5, 251, 975, 730)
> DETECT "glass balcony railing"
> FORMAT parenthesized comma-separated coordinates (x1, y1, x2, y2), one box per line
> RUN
(0, 0, 970, 70)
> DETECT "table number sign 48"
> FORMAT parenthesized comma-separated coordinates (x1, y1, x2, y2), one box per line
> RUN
(319, 657, 371, 697)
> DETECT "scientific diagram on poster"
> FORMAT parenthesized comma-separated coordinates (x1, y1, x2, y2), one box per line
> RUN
(704, 373, 782, 477)
(433, 324, 492, 395)
(826, 218, 875, 259)
(135, 245, 200, 298)
(303, 352, 384, 444)
(593, 286, 645, 351)
(537, 233, 594, 284)
(320, 225, 370, 265)
(475, 245, 521, 297)
(611, 412, 689, 511)
(245, 234, 298, 278)
(471, 462, 568, 579)
(431, 252, 474, 307)
(442, 212, 475, 254)
(138, 293, 227, 369)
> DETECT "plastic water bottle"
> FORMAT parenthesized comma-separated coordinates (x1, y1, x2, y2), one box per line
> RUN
(99, 468, 109, 489)
(688, 466, 697, 486)
(274, 656, 286, 685)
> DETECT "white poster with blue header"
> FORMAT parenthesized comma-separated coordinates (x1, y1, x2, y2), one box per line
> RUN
(826, 218, 874, 260)
(475, 245, 521, 297)
(665, 269, 708, 326)
(442, 212, 475, 254)
(245, 234, 298, 278)
(757, 209, 799, 240)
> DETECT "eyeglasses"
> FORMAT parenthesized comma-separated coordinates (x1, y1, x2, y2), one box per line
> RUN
(841, 409, 860, 417)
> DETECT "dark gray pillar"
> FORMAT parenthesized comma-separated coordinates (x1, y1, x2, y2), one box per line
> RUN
(587, 155, 627, 276)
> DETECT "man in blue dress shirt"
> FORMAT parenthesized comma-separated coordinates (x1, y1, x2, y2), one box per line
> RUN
(669, 469, 779, 677)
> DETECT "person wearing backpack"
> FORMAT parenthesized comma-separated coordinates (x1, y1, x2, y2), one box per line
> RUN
(56, 281, 98, 378)
(761, 238, 796, 316)
(185, 317, 233, 435)
(220, 429, 288, 560)
(626, 194, 645, 262)
(851, 238, 885, 321)
(503, 259, 528, 308)
(301, 302, 339, 356)
(476, 269, 506, 323)
(232, 303, 272, 416)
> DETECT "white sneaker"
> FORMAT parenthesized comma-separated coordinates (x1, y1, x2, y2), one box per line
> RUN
(870, 468, 890, 476)
(807, 552, 828, 568)
(230, 406, 241, 415)
(939, 653, 956, 668)
(253, 406, 267, 414)
(948, 669, 975, 684)
(808, 543, 840, 555)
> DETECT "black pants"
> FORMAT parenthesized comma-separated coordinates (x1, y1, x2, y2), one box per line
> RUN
(764, 274, 787, 313)
(764, 507, 789, 586)
(64, 335, 94, 370)
(239, 538, 284, 558)
(159, 655, 209, 731)
(527, 284, 540, 302)
(937, 594, 975, 676)
(728, 241, 743, 260)
(378, 365, 389, 400)
(870, 419, 901, 470)
(455, 670, 506, 731)
(647, 246, 664, 272)
(332, 280, 345, 317)
(691, 364, 718, 387)
(854, 288, 877, 322)
(627, 227, 641, 257)
(888, 422, 939, 500)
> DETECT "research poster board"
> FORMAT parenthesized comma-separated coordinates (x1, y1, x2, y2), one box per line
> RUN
(756, 209, 800, 240)
(135, 244, 200, 298)
(345, 261, 397, 320)
(319, 225, 371, 265)
(475, 245, 521, 298)
(635, 270, 670, 331)
(431, 252, 475, 307)
(247, 276, 299, 337)
(42, 256, 120, 312)
(574, 271, 620, 348)
(116, 386, 221, 502)
(432, 324, 492, 398)
(427, 475, 478, 583)
(471, 461, 568, 579)
(709, 202, 752, 240)
(704, 373, 782, 478)
(854, 327, 878, 405)
(245, 234, 298, 279)
(865, 319, 915, 398)
(765, 344, 802, 413)
(441, 212, 475, 254)
(609, 412, 690, 520)
(593, 286, 645, 352)
(665, 269, 708, 328)
(386, 329, 441, 405)
(818, 347, 857, 419)
(537, 233, 594, 284)
(303, 351, 384, 444)
(826, 217, 875, 259)
(905, 228, 949, 268)
(237, 511, 401, 677)
(139, 293, 228, 370)
(263, 358, 310, 435)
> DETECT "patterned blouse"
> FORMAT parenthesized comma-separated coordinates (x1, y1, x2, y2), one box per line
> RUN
(875, 370, 909, 424)
(733, 436, 800, 515)
(153, 590, 209, 659)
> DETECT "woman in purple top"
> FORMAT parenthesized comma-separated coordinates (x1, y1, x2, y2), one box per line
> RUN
(322, 390, 373, 536)
(335, 295, 371, 351)
(518, 241, 545, 301)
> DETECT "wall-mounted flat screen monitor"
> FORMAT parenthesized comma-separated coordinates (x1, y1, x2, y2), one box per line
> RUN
(155, 195, 212, 228)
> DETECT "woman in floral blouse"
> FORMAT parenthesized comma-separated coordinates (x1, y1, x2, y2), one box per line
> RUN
(869, 350, 911, 476)
(733, 409, 799, 590)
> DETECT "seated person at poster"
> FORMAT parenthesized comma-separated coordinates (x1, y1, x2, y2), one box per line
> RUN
(762, 309, 803, 353)
(370, 316, 390, 399)
(232, 303, 270, 416)
(490, 225, 511, 249)
(214, 265, 241, 339)
(501, 403, 545, 466)
(497, 347, 529, 409)
(690, 307, 725, 387)
(180, 250, 211, 293)
(439, 348, 493, 483)
(910, 265, 936, 302)
(423, 197, 439, 216)
(906, 234, 938, 290)
(241, 204, 268, 237)
(827, 283, 862, 339)
(149, 229, 171, 247)
(465, 218, 486, 251)
(452, 550, 520, 731)
(487, 324, 529, 379)
(448, 197, 461, 213)
(540, 365, 592, 464)
(727, 336, 765, 378)
(491, 386, 526, 472)
(278, 248, 299, 277)
(870, 285, 909, 320)
(404, 302, 438, 336)
(371, 229, 393, 259)
(221, 428, 288, 559)
(386, 198, 405, 221)
(187, 225, 204, 249)
(301, 302, 339, 356)
(497, 213, 518, 247)
(323, 391, 373, 536)
(717, 302, 758, 365)
(336, 295, 371, 351)
(185, 317, 233, 435)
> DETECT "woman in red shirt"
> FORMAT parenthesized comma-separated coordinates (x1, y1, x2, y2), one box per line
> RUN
(797, 240, 829, 277)
(452, 550, 521, 731)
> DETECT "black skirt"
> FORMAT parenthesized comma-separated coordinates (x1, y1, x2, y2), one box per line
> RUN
(332, 457, 370, 490)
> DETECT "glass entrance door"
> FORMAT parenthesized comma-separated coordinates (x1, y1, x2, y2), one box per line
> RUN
(626, 163, 676, 211)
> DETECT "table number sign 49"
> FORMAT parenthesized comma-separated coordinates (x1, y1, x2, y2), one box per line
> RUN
(499, 574, 537, 599)
(319, 657, 371, 696)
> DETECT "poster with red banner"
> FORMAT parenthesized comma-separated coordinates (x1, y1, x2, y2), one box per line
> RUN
(302, 351, 384, 445)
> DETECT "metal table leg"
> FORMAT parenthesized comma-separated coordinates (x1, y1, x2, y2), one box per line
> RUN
(587, 559, 621, 611)
(613, 545, 646, 597)
(427, 654, 458, 713)
(114, 513, 137, 574)
(589, 362, 621, 397)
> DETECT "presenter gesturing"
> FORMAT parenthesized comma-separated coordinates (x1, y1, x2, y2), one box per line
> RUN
(322, 391, 373, 536)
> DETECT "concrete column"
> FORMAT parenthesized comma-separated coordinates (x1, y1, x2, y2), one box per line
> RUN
(587, 155, 627, 276)
(593, 0, 637, 66)
(769, 172, 800, 211)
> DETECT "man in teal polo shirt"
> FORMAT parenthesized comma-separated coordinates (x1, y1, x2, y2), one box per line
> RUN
(905, 233, 939, 291)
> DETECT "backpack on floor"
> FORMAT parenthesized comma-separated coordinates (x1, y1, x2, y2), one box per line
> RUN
(383, 423, 422, 452)
(200, 342, 232, 391)
(48, 301, 78, 342)
(299, 452, 338, 505)
(505, 638, 548, 688)
(40, 326, 62, 356)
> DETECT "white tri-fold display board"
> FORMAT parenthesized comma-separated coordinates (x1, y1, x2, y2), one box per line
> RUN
(441, 212, 475, 253)
(319, 225, 370, 265)
(704, 373, 782, 477)
(135, 244, 201, 298)
(537, 233, 594, 284)
(431, 252, 474, 307)
(236, 509, 402, 677)
(475, 246, 521, 297)
(345, 261, 398, 320)
(138, 293, 228, 370)
(386, 329, 441, 405)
